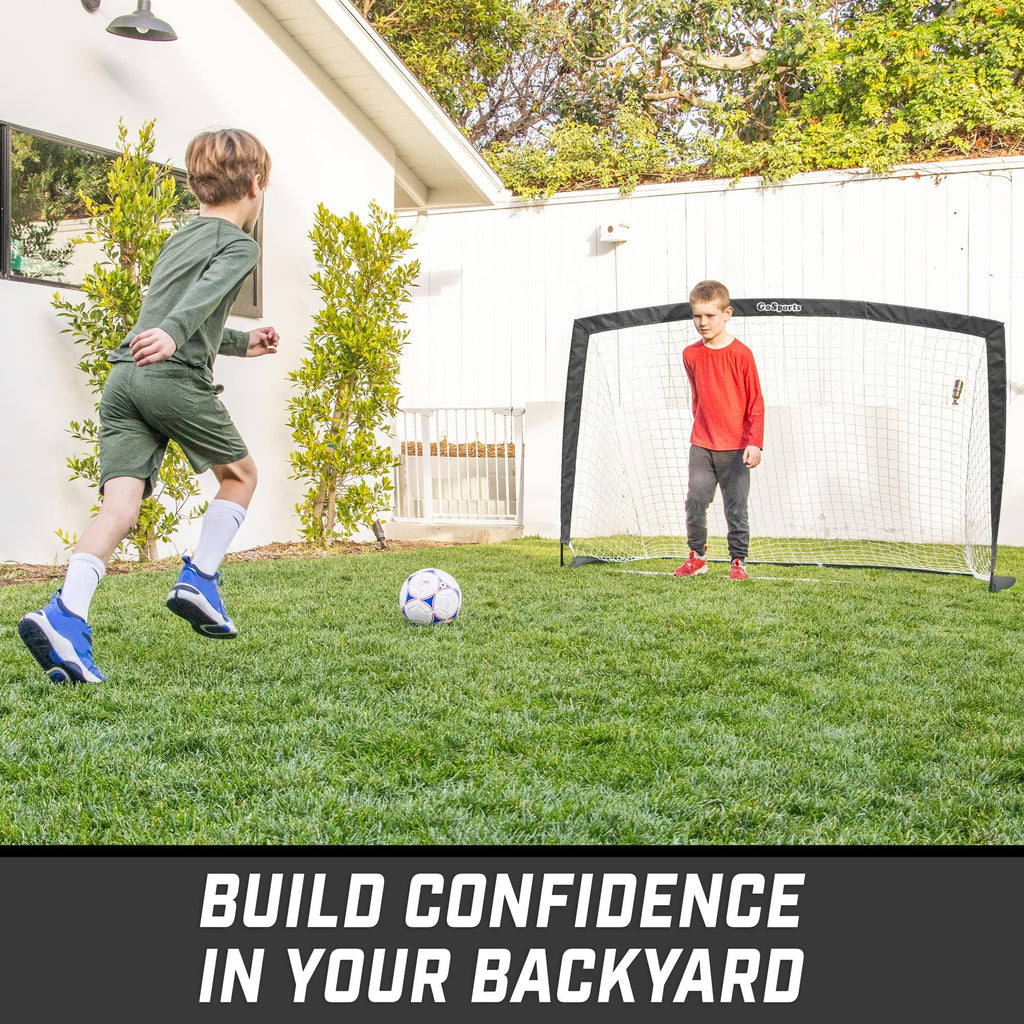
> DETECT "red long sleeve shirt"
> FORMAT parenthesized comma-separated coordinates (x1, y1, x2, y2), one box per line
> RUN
(682, 337, 765, 451)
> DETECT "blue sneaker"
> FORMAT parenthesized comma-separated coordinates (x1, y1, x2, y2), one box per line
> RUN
(166, 556, 237, 638)
(18, 591, 107, 684)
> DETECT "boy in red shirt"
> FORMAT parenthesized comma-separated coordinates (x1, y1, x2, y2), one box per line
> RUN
(674, 280, 764, 580)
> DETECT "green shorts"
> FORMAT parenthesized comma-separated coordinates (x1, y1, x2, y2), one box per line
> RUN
(99, 361, 248, 498)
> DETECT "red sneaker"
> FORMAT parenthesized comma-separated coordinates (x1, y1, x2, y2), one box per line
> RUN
(673, 551, 708, 577)
(728, 558, 748, 580)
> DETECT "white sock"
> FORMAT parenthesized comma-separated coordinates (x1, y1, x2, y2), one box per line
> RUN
(61, 552, 106, 620)
(192, 499, 247, 576)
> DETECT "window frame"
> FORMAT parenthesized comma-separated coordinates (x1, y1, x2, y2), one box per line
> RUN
(0, 121, 263, 317)
(230, 203, 264, 319)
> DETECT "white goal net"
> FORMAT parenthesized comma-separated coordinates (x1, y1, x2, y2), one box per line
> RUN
(561, 300, 1009, 587)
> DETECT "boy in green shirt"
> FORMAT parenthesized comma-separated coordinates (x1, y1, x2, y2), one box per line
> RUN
(19, 129, 278, 683)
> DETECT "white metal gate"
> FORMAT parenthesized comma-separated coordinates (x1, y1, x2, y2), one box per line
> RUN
(393, 407, 525, 523)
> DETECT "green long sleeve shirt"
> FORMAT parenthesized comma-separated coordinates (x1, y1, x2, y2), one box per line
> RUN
(109, 216, 260, 371)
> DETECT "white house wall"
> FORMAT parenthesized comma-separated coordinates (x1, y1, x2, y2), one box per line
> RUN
(2, 0, 397, 563)
(399, 160, 1024, 546)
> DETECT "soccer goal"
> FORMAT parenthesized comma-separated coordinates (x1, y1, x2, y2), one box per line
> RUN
(560, 299, 1015, 591)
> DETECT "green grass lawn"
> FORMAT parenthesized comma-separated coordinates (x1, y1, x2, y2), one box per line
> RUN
(1, 538, 1021, 845)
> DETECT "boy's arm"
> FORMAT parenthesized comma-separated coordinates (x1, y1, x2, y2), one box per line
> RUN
(219, 328, 251, 357)
(157, 238, 259, 349)
(743, 350, 765, 450)
(219, 326, 280, 358)
(682, 349, 699, 417)
(131, 322, 269, 366)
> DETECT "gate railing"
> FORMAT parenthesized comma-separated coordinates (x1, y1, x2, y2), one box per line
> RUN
(393, 407, 525, 523)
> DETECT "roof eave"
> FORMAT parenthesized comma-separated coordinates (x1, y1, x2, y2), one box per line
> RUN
(239, 0, 509, 210)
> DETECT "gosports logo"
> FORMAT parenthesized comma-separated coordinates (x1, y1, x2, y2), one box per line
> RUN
(756, 301, 803, 313)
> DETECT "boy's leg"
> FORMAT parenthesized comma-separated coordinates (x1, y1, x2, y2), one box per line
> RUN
(192, 456, 257, 574)
(60, 553, 106, 621)
(713, 449, 751, 562)
(61, 476, 147, 618)
(684, 445, 718, 556)
(166, 456, 256, 638)
(18, 477, 144, 683)
(74, 475, 148, 570)
(210, 454, 258, 509)
(675, 446, 717, 577)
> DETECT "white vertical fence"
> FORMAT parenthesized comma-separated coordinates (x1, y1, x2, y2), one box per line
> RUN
(393, 407, 525, 523)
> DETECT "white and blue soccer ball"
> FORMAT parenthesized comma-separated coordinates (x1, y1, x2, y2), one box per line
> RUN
(400, 567, 462, 625)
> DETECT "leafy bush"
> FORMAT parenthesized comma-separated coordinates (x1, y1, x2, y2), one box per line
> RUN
(288, 202, 420, 545)
(52, 119, 206, 561)
(486, 105, 695, 198)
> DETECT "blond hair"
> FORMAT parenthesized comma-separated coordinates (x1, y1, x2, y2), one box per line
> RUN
(185, 129, 271, 206)
(689, 280, 731, 309)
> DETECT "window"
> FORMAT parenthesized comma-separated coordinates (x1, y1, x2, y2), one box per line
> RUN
(1, 125, 115, 287)
(1, 123, 262, 317)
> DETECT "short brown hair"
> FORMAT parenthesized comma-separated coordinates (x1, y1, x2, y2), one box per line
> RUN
(689, 280, 731, 308)
(185, 129, 271, 206)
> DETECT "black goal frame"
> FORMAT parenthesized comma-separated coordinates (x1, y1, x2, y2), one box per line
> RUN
(560, 298, 1015, 592)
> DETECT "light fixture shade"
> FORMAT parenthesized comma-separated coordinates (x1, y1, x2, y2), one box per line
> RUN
(107, 1, 177, 41)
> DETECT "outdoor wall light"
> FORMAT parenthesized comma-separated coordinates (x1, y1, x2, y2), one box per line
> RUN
(105, 1, 178, 41)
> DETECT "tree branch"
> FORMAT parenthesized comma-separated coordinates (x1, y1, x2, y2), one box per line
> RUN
(644, 89, 709, 108)
(585, 40, 642, 63)
(646, 80, 769, 109)
(667, 44, 770, 71)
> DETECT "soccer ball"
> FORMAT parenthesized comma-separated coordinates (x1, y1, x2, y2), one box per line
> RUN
(400, 568, 462, 625)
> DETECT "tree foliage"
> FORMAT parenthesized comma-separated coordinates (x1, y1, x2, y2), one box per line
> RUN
(9, 131, 113, 278)
(364, 1, 594, 146)
(486, 103, 693, 198)
(793, 1, 1024, 164)
(288, 202, 420, 546)
(365, 0, 1024, 196)
(10, 132, 111, 224)
(52, 119, 206, 561)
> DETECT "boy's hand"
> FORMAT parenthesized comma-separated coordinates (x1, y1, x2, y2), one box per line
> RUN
(743, 445, 762, 468)
(130, 328, 177, 366)
(247, 327, 279, 358)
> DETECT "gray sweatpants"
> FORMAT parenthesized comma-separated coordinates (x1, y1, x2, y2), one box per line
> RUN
(685, 445, 750, 561)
